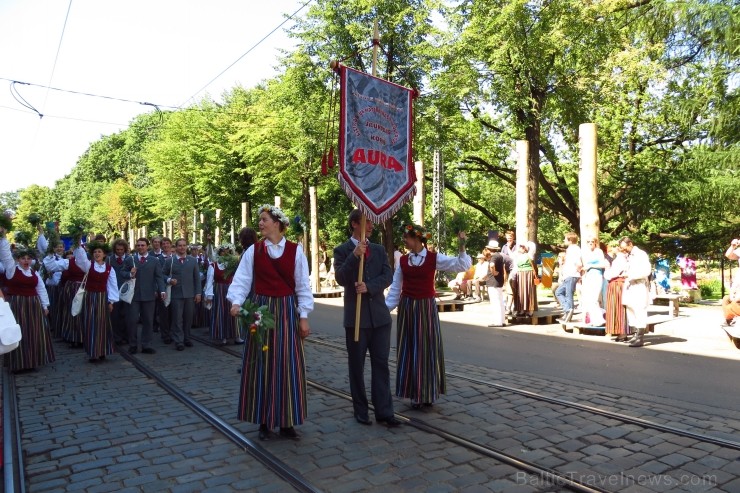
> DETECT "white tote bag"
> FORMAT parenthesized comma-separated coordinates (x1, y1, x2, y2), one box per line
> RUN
(119, 279, 136, 304)
(0, 299, 22, 355)
(70, 269, 89, 317)
(163, 256, 174, 307)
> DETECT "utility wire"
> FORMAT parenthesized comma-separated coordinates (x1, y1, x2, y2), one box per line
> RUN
(41, 0, 73, 115)
(179, 0, 314, 107)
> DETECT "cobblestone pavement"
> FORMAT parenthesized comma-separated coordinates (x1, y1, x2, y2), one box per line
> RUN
(9, 301, 740, 493)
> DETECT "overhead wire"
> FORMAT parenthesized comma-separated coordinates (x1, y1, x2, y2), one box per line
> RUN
(40, 0, 73, 116)
(178, 0, 314, 107)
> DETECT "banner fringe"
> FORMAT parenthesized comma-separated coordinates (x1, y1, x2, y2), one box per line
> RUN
(339, 177, 415, 224)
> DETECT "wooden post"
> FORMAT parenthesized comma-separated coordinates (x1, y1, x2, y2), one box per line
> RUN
(141, 226, 147, 239)
(515, 140, 530, 244)
(310, 186, 321, 293)
(169, 220, 174, 240)
(413, 160, 425, 226)
(199, 214, 204, 244)
(215, 209, 222, 246)
(162, 221, 167, 238)
(192, 210, 197, 243)
(579, 123, 599, 246)
(241, 202, 248, 229)
(230, 219, 235, 244)
(274, 196, 281, 209)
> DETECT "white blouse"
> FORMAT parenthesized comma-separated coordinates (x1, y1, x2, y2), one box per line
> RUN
(386, 248, 472, 310)
(0, 238, 50, 308)
(74, 248, 120, 302)
(226, 238, 313, 318)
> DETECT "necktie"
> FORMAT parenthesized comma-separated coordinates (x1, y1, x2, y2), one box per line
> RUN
(117, 257, 123, 265)
(54, 255, 59, 261)
(140, 256, 146, 264)
(179, 258, 185, 264)
(364, 244, 371, 259)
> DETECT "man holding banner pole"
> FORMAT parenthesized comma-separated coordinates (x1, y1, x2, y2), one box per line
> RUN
(334, 209, 401, 427)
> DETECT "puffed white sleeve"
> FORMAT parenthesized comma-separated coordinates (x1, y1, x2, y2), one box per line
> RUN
(204, 264, 215, 299)
(35, 275, 50, 308)
(226, 246, 254, 307)
(43, 255, 68, 273)
(294, 247, 314, 318)
(106, 268, 119, 303)
(37, 233, 48, 257)
(385, 266, 403, 311)
(0, 238, 14, 279)
(436, 250, 472, 273)
(74, 246, 91, 273)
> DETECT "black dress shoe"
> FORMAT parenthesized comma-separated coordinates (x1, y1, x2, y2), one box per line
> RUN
(128, 346, 137, 355)
(279, 427, 300, 440)
(141, 347, 156, 354)
(377, 416, 402, 427)
(176, 344, 184, 351)
(355, 415, 372, 425)
(184, 340, 194, 347)
(258, 425, 272, 441)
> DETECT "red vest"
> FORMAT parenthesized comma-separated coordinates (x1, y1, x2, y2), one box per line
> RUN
(213, 262, 233, 285)
(86, 264, 111, 293)
(61, 257, 86, 284)
(400, 251, 437, 299)
(254, 240, 297, 297)
(6, 267, 39, 297)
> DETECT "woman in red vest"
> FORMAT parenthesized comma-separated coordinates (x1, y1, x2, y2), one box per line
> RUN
(0, 227, 55, 372)
(227, 205, 312, 441)
(205, 243, 243, 345)
(386, 224, 471, 409)
(75, 241, 119, 362)
(51, 246, 87, 347)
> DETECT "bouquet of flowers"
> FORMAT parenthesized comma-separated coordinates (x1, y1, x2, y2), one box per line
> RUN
(14, 230, 32, 246)
(0, 213, 13, 234)
(218, 252, 241, 280)
(237, 300, 275, 352)
(67, 221, 89, 244)
(26, 213, 42, 228)
(290, 215, 306, 239)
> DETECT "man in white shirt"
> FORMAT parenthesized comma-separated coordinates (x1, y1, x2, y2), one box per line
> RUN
(555, 232, 582, 322)
(620, 237, 653, 347)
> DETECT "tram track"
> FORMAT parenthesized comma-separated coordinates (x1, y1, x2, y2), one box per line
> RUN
(190, 334, 610, 493)
(308, 336, 740, 452)
(2, 370, 26, 493)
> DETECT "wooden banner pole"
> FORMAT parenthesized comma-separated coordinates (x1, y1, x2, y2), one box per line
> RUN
(354, 19, 380, 342)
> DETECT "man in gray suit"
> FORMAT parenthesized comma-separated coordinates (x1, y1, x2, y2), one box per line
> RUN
(127, 237, 166, 354)
(165, 238, 202, 351)
(334, 210, 401, 427)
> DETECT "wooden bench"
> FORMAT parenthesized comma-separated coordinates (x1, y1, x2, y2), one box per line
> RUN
(721, 324, 740, 350)
(653, 294, 680, 317)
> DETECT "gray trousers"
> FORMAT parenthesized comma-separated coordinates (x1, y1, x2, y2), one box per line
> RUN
(127, 300, 155, 349)
(345, 323, 394, 420)
(170, 298, 194, 345)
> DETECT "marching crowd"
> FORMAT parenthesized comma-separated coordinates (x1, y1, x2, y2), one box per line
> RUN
(1, 213, 737, 442)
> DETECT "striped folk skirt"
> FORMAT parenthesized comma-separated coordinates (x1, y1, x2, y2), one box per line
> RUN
(513, 270, 538, 315)
(81, 291, 116, 359)
(605, 278, 630, 336)
(237, 293, 307, 428)
(46, 284, 63, 337)
(5, 295, 56, 371)
(395, 296, 446, 404)
(210, 283, 239, 341)
(59, 281, 84, 343)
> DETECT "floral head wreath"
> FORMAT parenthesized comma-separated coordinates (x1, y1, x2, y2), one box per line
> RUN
(217, 242, 236, 255)
(87, 240, 110, 254)
(13, 245, 36, 260)
(258, 204, 290, 226)
(402, 223, 432, 241)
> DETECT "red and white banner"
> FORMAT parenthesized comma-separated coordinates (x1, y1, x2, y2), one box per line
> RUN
(338, 64, 416, 223)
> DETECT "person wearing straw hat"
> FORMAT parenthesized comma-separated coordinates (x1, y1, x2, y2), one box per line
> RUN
(484, 240, 506, 326)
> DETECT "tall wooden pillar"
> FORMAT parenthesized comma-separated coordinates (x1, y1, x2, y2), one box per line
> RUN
(579, 123, 599, 245)
(515, 140, 531, 244)
(309, 186, 320, 292)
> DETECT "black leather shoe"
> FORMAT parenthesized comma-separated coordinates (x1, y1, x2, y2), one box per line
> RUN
(176, 344, 184, 351)
(377, 416, 402, 427)
(141, 347, 156, 354)
(184, 340, 194, 347)
(128, 346, 137, 355)
(355, 415, 372, 425)
(279, 427, 300, 440)
(258, 425, 272, 441)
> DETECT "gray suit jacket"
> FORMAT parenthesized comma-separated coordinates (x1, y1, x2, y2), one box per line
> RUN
(132, 254, 165, 302)
(108, 253, 134, 289)
(164, 256, 202, 299)
(334, 239, 393, 329)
